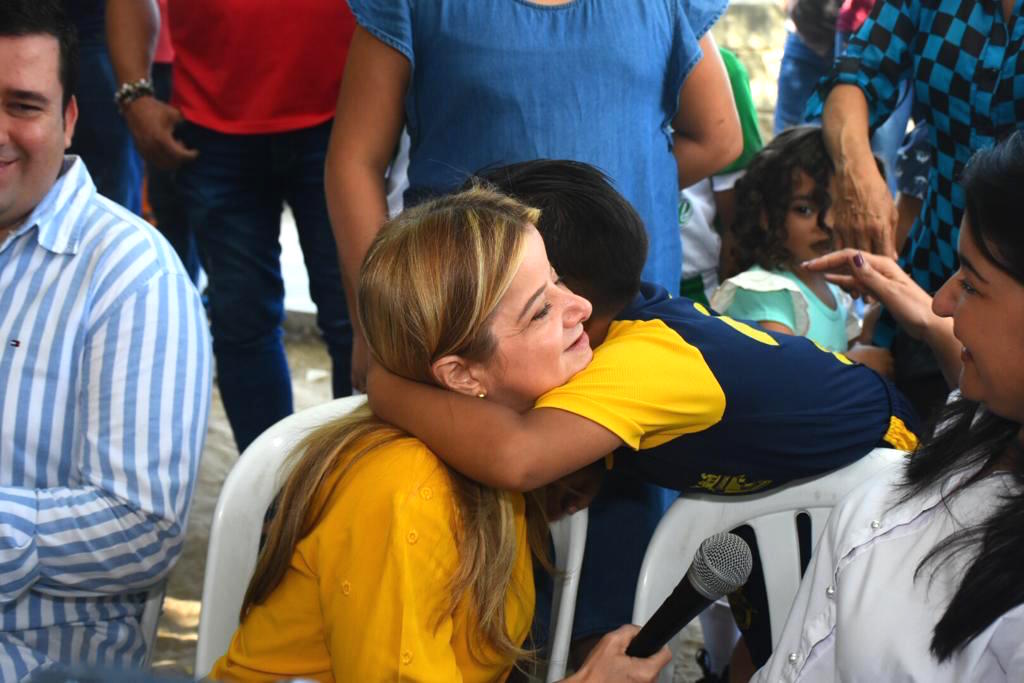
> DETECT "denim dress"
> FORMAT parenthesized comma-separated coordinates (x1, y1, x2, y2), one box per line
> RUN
(349, 0, 727, 295)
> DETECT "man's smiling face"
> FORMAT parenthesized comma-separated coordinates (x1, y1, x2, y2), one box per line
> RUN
(0, 33, 77, 236)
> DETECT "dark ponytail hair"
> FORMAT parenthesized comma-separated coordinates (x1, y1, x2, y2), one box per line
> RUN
(900, 130, 1024, 661)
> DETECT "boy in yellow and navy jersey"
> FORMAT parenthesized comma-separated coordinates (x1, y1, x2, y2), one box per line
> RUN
(384, 160, 916, 494)
(367, 160, 920, 667)
(535, 282, 917, 495)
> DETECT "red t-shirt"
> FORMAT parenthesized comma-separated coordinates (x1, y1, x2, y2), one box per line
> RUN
(155, 0, 174, 64)
(168, 0, 355, 134)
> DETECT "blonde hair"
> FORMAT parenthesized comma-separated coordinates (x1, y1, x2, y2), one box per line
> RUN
(240, 186, 549, 665)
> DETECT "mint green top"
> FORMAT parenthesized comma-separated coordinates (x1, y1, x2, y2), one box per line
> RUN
(719, 266, 851, 352)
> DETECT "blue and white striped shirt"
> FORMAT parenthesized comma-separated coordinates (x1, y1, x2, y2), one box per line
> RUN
(0, 157, 211, 681)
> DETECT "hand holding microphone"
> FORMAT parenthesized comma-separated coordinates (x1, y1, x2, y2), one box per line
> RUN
(626, 532, 753, 658)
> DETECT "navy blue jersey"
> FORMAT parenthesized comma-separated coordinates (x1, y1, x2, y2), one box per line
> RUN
(537, 284, 918, 493)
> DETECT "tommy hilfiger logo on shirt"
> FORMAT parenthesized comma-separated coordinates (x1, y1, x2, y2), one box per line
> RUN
(9, 340, 19, 347)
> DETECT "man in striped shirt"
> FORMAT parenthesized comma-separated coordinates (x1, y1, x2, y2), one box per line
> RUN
(0, 3, 211, 679)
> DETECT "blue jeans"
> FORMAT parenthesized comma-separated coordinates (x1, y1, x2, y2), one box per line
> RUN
(836, 32, 912, 195)
(148, 63, 200, 283)
(68, 33, 143, 214)
(177, 121, 353, 451)
(774, 31, 833, 135)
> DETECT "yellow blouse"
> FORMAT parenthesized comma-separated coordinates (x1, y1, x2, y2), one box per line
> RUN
(211, 436, 535, 682)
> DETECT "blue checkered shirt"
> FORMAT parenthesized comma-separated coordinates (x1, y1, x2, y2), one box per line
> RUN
(808, 0, 1024, 342)
(0, 157, 211, 680)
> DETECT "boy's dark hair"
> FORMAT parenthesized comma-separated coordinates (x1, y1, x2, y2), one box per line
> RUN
(729, 125, 835, 273)
(471, 160, 648, 317)
(0, 0, 79, 108)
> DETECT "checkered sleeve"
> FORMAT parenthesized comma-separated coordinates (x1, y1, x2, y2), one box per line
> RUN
(805, 0, 922, 131)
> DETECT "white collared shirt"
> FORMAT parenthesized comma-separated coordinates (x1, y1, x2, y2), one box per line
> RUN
(0, 157, 211, 680)
(754, 461, 1024, 682)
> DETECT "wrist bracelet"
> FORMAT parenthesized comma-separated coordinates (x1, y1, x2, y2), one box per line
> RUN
(114, 78, 155, 112)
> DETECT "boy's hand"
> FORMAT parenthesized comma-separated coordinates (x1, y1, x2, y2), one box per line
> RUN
(542, 463, 605, 521)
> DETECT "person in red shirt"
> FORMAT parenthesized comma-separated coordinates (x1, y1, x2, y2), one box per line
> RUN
(106, 0, 355, 451)
(142, 0, 199, 283)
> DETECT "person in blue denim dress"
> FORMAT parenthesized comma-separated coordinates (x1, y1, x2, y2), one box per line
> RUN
(325, 0, 742, 661)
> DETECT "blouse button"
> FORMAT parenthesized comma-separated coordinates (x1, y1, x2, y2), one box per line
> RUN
(341, 580, 351, 595)
(788, 652, 799, 663)
(407, 530, 419, 544)
(870, 520, 881, 529)
(420, 486, 433, 500)
(401, 650, 413, 665)
(825, 585, 835, 599)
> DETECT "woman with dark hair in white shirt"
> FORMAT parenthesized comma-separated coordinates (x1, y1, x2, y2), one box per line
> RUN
(757, 131, 1024, 681)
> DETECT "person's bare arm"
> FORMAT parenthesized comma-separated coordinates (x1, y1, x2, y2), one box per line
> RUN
(821, 85, 897, 257)
(672, 35, 743, 188)
(845, 344, 894, 378)
(105, 0, 157, 80)
(325, 27, 409, 390)
(105, 0, 197, 169)
(758, 320, 795, 335)
(366, 365, 623, 492)
(805, 249, 960, 386)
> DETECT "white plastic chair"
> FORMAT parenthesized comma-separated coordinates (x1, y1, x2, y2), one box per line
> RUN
(632, 447, 907, 683)
(195, 395, 367, 676)
(194, 394, 589, 679)
(545, 509, 589, 683)
(139, 580, 166, 667)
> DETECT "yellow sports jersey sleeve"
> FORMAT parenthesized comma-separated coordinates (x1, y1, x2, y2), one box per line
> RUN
(535, 319, 726, 450)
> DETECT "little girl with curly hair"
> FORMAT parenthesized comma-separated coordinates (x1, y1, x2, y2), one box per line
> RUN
(711, 125, 891, 374)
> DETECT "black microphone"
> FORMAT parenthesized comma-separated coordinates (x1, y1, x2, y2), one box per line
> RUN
(626, 532, 753, 658)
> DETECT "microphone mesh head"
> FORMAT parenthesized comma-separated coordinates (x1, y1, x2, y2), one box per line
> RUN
(686, 532, 754, 601)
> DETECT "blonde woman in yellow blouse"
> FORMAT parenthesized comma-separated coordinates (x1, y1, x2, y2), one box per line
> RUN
(210, 187, 670, 682)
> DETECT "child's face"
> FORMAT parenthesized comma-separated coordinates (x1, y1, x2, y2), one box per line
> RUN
(783, 170, 835, 265)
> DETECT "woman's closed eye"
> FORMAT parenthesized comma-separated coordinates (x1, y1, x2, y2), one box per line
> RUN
(531, 302, 552, 322)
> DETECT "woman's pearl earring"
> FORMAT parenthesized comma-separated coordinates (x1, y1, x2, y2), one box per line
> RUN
(477, 391, 487, 399)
